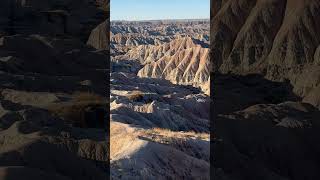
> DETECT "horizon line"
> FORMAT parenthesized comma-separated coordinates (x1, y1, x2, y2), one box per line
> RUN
(110, 18, 210, 22)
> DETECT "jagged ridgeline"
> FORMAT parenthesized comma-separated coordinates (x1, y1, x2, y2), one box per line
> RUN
(111, 20, 210, 94)
(212, 1, 320, 180)
(0, 1, 110, 180)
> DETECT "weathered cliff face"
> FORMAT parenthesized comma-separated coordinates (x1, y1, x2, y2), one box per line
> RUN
(212, 0, 320, 108)
(135, 37, 210, 90)
(110, 21, 210, 94)
(0, 0, 109, 41)
(212, 1, 320, 179)
(219, 0, 286, 73)
(87, 20, 109, 50)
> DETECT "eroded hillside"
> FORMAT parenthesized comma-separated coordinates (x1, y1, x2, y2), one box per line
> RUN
(0, 1, 110, 179)
(212, 0, 320, 107)
(212, 0, 320, 179)
(110, 20, 211, 179)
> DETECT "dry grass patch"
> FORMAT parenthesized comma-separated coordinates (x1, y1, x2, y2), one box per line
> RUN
(127, 90, 144, 102)
(136, 127, 210, 162)
(110, 122, 137, 159)
(141, 127, 210, 143)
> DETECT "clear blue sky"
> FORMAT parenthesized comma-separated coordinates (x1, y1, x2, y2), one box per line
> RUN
(111, 0, 210, 21)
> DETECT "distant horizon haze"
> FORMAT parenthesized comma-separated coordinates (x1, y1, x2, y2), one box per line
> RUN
(110, 18, 210, 22)
(111, 0, 210, 21)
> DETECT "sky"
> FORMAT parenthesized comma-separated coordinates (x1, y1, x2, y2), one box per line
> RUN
(111, 0, 210, 21)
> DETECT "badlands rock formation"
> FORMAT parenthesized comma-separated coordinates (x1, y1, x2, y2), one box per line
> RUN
(136, 37, 210, 92)
(111, 21, 210, 94)
(212, 0, 320, 179)
(0, 1, 109, 179)
(212, 0, 320, 107)
(110, 20, 210, 179)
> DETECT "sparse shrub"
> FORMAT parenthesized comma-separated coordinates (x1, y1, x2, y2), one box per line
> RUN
(127, 91, 144, 102)
(144, 127, 210, 141)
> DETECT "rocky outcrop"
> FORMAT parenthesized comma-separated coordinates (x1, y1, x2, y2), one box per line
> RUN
(125, 37, 199, 62)
(110, 21, 209, 55)
(111, 21, 209, 37)
(0, 106, 108, 180)
(214, 101, 320, 180)
(125, 37, 210, 90)
(212, 2, 320, 178)
(0, 0, 109, 41)
(110, 21, 210, 94)
(212, 0, 320, 161)
(110, 67, 210, 179)
(219, 0, 286, 73)
(212, 0, 320, 108)
(87, 20, 109, 50)
(111, 72, 209, 132)
(303, 85, 320, 109)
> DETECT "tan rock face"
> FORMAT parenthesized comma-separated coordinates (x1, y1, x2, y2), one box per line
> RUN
(213, 1, 320, 179)
(127, 37, 210, 92)
(212, 0, 320, 108)
(87, 21, 109, 50)
(219, 0, 287, 73)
